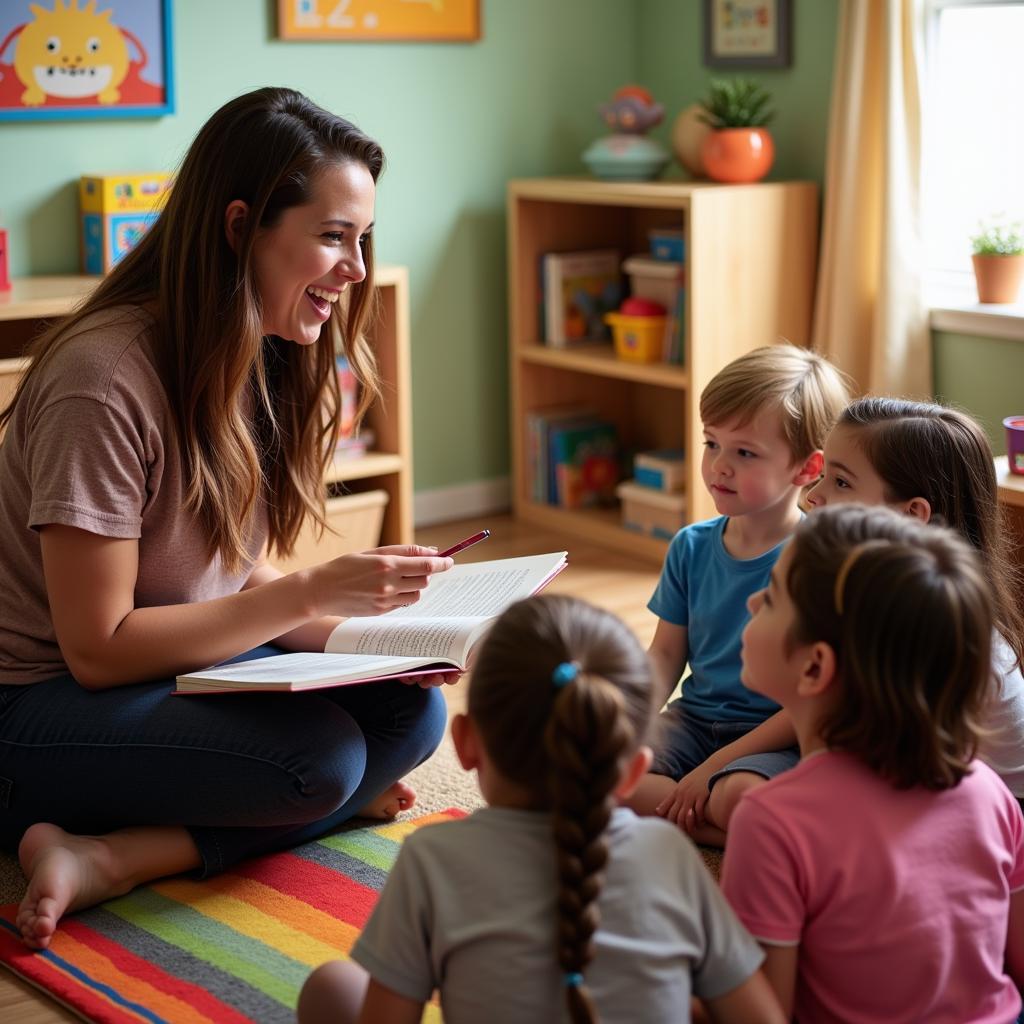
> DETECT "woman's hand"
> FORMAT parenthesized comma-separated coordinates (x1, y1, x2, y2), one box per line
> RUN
(305, 545, 453, 619)
(402, 670, 462, 689)
(656, 759, 718, 832)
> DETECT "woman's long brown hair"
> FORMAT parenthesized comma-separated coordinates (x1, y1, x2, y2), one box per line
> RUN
(0, 87, 384, 572)
(469, 594, 656, 1024)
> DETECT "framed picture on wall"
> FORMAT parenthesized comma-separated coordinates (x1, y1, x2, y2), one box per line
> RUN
(0, 0, 174, 121)
(703, 0, 792, 69)
(277, 0, 480, 42)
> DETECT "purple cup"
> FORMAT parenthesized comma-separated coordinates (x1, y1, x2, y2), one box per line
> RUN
(1004, 416, 1024, 475)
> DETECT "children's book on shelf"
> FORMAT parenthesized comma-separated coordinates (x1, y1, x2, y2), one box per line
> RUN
(526, 406, 597, 503)
(175, 551, 568, 693)
(542, 248, 623, 347)
(550, 420, 620, 509)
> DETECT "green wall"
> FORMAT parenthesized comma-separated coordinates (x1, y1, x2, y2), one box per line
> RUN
(0, 0, 843, 495)
(637, 0, 840, 185)
(933, 330, 1024, 453)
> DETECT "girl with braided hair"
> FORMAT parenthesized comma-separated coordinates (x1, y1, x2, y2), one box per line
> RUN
(299, 594, 784, 1024)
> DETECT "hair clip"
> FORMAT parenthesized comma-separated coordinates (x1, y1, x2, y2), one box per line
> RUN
(563, 971, 584, 988)
(552, 662, 579, 688)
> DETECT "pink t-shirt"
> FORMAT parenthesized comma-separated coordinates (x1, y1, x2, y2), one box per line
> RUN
(0, 308, 267, 684)
(722, 750, 1024, 1023)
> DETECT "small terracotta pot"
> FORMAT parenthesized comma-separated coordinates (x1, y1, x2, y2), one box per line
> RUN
(700, 128, 775, 184)
(972, 253, 1024, 304)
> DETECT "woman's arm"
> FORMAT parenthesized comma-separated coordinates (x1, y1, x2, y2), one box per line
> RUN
(241, 558, 341, 653)
(41, 525, 451, 689)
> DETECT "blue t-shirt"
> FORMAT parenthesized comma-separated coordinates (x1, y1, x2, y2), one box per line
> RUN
(649, 516, 785, 724)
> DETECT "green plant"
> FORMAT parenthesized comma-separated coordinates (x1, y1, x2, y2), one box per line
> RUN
(970, 217, 1024, 256)
(697, 78, 775, 129)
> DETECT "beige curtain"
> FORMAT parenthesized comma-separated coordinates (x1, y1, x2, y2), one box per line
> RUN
(812, 0, 930, 397)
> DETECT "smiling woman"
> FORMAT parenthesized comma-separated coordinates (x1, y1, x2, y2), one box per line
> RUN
(0, 87, 452, 951)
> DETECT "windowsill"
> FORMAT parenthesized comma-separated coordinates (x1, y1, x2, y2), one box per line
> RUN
(928, 275, 1024, 341)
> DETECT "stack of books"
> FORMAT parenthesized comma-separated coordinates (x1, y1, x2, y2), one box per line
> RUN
(525, 407, 621, 508)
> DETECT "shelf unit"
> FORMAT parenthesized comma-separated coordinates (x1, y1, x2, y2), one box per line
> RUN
(0, 267, 413, 567)
(507, 177, 820, 562)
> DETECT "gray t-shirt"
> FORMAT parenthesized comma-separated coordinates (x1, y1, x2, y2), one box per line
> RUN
(0, 308, 266, 683)
(351, 806, 763, 1023)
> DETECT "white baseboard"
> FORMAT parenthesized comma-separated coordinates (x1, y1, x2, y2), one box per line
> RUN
(414, 477, 511, 528)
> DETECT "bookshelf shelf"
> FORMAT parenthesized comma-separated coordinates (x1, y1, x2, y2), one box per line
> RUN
(507, 177, 820, 562)
(519, 343, 689, 389)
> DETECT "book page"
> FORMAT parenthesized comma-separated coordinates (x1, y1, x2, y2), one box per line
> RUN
(336, 619, 480, 662)
(327, 551, 567, 656)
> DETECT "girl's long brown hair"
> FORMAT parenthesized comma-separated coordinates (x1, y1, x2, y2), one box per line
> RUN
(786, 505, 993, 789)
(841, 397, 1024, 669)
(0, 87, 384, 572)
(468, 595, 655, 1024)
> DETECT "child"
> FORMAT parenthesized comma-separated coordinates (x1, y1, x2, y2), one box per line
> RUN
(298, 595, 785, 1024)
(721, 504, 1024, 1021)
(627, 344, 851, 845)
(806, 397, 1024, 804)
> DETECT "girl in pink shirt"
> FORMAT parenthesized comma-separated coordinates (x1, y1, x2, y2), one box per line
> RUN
(722, 504, 1024, 1022)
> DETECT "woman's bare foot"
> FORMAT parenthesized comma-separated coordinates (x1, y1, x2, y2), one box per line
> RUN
(16, 822, 201, 950)
(355, 780, 416, 820)
(16, 823, 129, 950)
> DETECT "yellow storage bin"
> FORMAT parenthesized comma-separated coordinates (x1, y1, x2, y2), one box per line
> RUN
(604, 312, 666, 363)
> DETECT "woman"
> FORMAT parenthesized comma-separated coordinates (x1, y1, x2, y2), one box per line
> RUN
(0, 87, 451, 949)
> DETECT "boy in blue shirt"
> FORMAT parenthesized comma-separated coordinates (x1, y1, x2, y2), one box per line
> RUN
(627, 345, 850, 846)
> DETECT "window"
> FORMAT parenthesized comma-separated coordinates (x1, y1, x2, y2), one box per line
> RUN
(922, 0, 1024, 298)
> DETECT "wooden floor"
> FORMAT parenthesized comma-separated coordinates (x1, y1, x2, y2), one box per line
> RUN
(0, 513, 662, 1022)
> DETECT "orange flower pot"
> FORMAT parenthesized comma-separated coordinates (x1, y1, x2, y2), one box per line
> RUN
(972, 253, 1024, 304)
(701, 128, 775, 184)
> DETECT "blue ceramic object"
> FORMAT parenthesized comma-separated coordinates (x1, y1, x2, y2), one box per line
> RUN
(582, 134, 671, 182)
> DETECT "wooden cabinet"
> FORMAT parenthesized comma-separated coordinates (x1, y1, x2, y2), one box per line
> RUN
(507, 177, 820, 562)
(0, 268, 413, 565)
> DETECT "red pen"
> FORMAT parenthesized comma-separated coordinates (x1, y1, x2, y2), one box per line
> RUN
(438, 529, 491, 558)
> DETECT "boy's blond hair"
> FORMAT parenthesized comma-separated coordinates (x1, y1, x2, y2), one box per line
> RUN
(699, 343, 851, 462)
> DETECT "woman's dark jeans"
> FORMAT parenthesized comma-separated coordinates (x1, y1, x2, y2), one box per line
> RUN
(0, 645, 447, 875)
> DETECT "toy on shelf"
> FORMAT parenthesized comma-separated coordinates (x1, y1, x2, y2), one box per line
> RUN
(605, 295, 667, 364)
(80, 172, 172, 274)
(581, 85, 670, 182)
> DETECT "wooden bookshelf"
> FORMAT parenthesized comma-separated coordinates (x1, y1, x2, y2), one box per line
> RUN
(0, 267, 413, 561)
(507, 177, 820, 562)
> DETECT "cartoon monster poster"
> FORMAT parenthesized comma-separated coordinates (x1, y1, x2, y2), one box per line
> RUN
(0, 0, 174, 119)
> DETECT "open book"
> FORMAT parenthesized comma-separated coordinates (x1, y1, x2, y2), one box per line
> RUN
(175, 550, 568, 693)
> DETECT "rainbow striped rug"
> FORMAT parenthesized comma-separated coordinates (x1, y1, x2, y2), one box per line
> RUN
(0, 809, 463, 1023)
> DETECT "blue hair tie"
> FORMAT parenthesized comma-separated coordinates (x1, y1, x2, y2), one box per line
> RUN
(563, 971, 584, 988)
(552, 662, 578, 688)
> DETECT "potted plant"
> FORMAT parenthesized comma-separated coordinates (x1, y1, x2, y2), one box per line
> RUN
(970, 217, 1024, 304)
(697, 78, 775, 184)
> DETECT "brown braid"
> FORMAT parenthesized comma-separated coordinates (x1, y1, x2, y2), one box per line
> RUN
(546, 675, 635, 1023)
(468, 594, 655, 1024)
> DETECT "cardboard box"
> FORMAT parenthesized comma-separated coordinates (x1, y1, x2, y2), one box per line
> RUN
(80, 173, 172, 273)
(616, 479, 686, 540)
